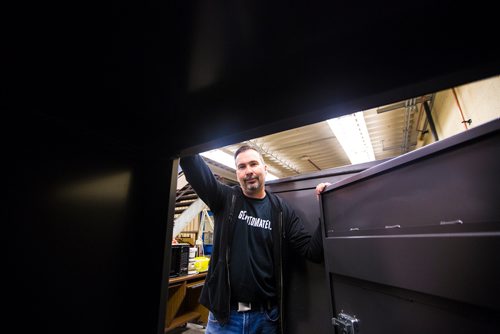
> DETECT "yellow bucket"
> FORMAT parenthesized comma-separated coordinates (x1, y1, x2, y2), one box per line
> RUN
(194, 256, 210, 272)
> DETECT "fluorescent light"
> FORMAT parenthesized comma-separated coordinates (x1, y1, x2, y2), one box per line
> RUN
(200, 150, 235, 169)
(327, 112, 375, 164)
(200, 149, 279, 181)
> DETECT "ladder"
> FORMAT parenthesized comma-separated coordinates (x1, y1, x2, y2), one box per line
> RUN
(196, 208, 214, 257)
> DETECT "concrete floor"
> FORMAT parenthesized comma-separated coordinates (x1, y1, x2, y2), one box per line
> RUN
(168, 322, 206, 333)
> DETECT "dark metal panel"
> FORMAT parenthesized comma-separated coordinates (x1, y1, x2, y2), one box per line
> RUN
(325, 234, 500, 310)
(266, 160, 381, 334)
(6, 121, 176, 334)
(323, 128, 500, 234)
(321, 118, 500, 333)
(275, 189, 330, 334)
(266, 160, 388, 193)
(331, 275, 500, 334)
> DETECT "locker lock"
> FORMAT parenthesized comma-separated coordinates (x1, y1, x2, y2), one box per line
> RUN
(333, 312, 360, 334)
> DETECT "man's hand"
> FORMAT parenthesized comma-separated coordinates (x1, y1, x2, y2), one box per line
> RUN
(315, 182, 332, 199)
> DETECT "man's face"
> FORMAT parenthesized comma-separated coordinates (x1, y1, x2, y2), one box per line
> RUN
(235, 149, 267, 198)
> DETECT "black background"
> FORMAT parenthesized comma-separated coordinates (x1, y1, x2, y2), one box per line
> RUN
(4, 1, 499, 333)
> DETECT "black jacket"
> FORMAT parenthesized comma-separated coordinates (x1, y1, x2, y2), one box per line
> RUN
(179, 155, 323, 330)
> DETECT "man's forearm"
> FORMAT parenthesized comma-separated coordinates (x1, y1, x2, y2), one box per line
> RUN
(180, 154, 220, 209)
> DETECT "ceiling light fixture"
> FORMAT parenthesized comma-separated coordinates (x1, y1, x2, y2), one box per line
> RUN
(200, 150, 235, 169)
(200, 149, 279, 181)
(327, 111, 375, 165)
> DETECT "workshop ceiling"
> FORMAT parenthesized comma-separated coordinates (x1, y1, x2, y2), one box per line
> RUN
(205, 93, 436, 180)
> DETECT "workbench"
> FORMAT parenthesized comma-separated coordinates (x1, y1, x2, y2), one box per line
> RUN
(165, 272, 208, 332)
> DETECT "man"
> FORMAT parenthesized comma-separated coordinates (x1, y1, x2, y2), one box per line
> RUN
(180, 145, 329, 334)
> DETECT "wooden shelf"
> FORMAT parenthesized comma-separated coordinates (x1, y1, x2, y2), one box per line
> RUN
(169, 272, 207, 284)
(165, 311, 201, 332)
(186, 281, 205, 289)
(164, 273, 209, 333)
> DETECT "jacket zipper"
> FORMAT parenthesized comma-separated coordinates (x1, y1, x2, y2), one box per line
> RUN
(279, 210, 284, 334)
(226, 194, 236, 317)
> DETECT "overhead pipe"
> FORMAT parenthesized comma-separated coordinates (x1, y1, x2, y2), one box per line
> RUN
(247, 139, 302, 175)
(377, 95, 433, 113)
(423, 100, 439, 142)
(451, 87, 471, 130)
(416, 96, 430, 141)
(300, 155, 321, 170)
(307, 158, 322, 171)
(402, 98, 415, 152)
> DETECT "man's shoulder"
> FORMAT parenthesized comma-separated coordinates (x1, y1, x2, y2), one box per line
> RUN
(265, 191, 288, 210)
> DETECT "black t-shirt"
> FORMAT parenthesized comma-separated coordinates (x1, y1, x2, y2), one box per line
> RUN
(229, 195, 276, 303)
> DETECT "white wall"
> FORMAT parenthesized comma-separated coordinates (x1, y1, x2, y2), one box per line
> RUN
(431, 74, 500, 143)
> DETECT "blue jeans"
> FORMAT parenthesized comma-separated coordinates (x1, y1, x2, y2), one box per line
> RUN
(205, 306, 279, 334)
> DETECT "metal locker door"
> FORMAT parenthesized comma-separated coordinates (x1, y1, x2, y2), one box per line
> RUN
(321, 118, 500, 334)
(267, 161, 382, 334)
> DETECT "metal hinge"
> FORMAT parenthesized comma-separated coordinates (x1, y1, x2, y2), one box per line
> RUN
(332, 312, 360, 334)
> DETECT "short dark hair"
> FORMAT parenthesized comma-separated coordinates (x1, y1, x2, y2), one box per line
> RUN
(234, 144, 262, 161)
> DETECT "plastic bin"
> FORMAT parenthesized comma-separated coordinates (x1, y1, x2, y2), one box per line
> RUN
(204, 244, 213, 255)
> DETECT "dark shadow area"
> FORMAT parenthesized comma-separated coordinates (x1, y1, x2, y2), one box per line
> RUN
(4, 1, 499, 333)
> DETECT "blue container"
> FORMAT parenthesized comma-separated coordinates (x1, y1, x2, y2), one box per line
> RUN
(204, 244, 213, 255)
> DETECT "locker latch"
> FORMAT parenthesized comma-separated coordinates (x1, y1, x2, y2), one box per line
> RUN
(332, 312, 360, 334)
